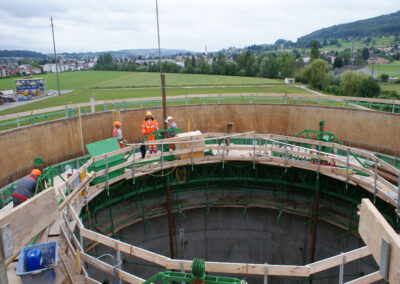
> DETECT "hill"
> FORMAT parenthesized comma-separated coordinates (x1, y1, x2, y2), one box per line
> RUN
(298, 11, 400, 42)
(0, 50, 48, 58)
(57, 49, 192, 58)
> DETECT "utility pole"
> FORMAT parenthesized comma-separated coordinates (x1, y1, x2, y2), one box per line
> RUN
(51, 16, 61, 96)
(155, 0, 174, 260)
(155, 0, 167, 131)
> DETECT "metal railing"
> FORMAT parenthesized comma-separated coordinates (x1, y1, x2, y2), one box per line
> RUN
(2, 94, 400, 131)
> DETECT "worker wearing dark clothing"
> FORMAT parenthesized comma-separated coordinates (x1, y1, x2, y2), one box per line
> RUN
(12, 169, 41, 207)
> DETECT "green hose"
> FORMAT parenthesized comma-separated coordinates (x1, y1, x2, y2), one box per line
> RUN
(192, 258, 205, 280)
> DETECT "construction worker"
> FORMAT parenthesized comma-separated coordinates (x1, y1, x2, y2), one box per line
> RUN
(165, 116, 177, 150)
(12, 169, 41, 207)
(112, 121, 126, 148)
(142, 111, 159, 154)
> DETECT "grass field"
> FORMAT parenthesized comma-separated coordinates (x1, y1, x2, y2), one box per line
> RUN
(380, 83, 400, 93)
(0, 71, 310, 116)
(320, 37, 396, 52)
(368, 61, 400, 77)
(0, 71, 283, 91)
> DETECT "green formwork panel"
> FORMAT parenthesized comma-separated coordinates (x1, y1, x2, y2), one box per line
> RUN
(86, 137, 126, 184)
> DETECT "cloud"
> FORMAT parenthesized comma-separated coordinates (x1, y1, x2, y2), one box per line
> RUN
(0, 0, 398, 53)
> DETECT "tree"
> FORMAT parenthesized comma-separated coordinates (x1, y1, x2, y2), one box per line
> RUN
(302, 59, 329, 90)
(339, 51, 351, 65)
(357, 77, 380, 97)
(184, 57, 191, 68)
(259, 54, 279, 78)
(333, 56, 344, 68)
(310, 41, 319, 61)
(191, 56, 196, 68)
(380, 74, 389, 82)
(339, 71, 367, 96)
(277, 52, 295, 77)
(362, 48, 370, 60)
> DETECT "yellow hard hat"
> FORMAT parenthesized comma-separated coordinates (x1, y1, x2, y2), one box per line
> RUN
(146, 111, 152, 116)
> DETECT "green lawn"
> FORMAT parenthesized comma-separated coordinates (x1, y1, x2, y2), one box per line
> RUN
(368, 61, 400, 77)
(0, 71, 282, 91)
(380, 83, 400, 93)
(320, 36, 396, 52)
(95, 72, 282, 88)
(0, 84, 310, 116)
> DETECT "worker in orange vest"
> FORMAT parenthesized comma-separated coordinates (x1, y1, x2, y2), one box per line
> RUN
(112, 121, 126, 148)
(142, 111, 159, 154)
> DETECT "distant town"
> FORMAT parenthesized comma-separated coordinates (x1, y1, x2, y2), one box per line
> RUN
(0, 38, 399, 79)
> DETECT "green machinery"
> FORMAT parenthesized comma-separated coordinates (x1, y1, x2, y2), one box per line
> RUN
(144, 258, 245, 284)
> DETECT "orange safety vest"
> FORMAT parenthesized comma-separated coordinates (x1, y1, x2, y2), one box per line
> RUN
(142, 118, 159, 141)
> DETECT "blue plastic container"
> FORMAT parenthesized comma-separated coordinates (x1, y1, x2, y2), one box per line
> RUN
(26, 249, 42, 271)
(16, 241, 59, 284)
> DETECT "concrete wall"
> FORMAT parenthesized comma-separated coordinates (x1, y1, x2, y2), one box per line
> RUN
(1, 104, 399, 186)
(87, 207, 378, 284)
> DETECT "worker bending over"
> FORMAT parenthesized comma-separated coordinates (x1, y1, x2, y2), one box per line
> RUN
(12, 169, 41, 207)
(142, 111, 159, 154)
(112, 121, 126, 148)
(165, 116, 177, 150)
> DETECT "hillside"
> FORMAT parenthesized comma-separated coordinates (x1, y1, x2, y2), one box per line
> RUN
(298, 10, 400, 42)
(0, 50, 48, 58)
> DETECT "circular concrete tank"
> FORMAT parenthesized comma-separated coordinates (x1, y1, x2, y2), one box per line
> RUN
(83, 164, 382, 283)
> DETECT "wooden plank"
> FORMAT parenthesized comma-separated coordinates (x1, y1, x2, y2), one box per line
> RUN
(309, 246, 371, 274)
(58, 172, 94, 210)
(166, 259, 310, 277)
(358, 198, 400, 283)
(377, 157, 400, 176)
(80, 228, 168, 266)
(85, 276, 102, 284)
(0, 188, 59, 264)
(80, 252, 145, 284)
(344, 271, 383, 284)
(60, 226, 77, 258)
(59, 251, 86, 284)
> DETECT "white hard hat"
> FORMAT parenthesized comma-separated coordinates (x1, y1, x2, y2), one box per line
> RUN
(167, 116, 173, 120)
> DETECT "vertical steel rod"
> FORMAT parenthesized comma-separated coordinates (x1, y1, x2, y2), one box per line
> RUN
(155, 0, 167, 131)
(50, 17, 61, 96)
(132, 145, 136, 185)
(166, 183, 175, 259)
(309, 143, 321, 265)
(373, 158, 378, 203)
(346, 148, 350, 190)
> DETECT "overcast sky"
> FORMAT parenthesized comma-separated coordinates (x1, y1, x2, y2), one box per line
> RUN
(0, 0, 398, 54)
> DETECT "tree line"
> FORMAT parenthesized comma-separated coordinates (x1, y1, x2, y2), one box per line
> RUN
(94, 40, 399, 100)
(94, 50, 304, 79)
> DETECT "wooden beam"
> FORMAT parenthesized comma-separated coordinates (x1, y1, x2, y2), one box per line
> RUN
(84, 276, 102, 284)
(0, 188, 59, 264)
(58, 172, 94, 210)
(166, 259, 310, 277)
(80, 252, 145, 284)
(309, 246, 370, 274)
(80, 228, 168, 267)
(358, 198, 400, 283)
(344, 271, 383, 284)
